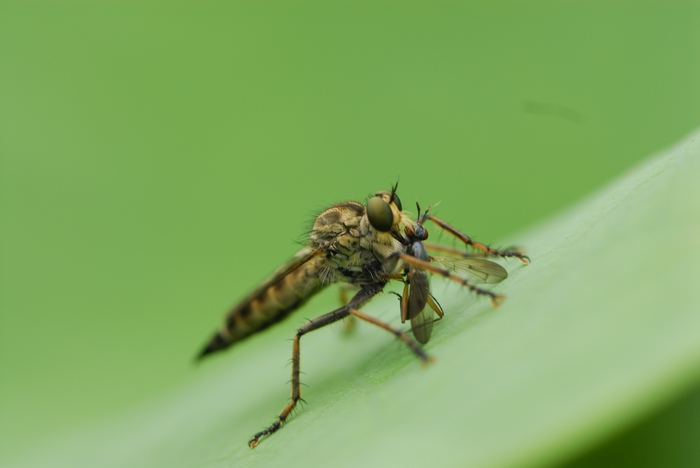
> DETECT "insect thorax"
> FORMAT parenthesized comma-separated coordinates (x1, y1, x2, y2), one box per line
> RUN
(311, 201, 404, 286)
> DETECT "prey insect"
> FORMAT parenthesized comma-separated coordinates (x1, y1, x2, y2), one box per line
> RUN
(398, 204, 518, 344)
(197, 185, 528, 448)
(398, 204, 445, 345)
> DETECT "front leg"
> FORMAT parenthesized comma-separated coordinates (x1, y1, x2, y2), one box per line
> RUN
(426, 214, 530, 264)
(248, 281, 386, 448)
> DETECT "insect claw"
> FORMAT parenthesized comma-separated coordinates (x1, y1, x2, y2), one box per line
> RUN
(388, 291, 403, 302)
(491, 295, 506, 307)
(421, 356, 436, 368)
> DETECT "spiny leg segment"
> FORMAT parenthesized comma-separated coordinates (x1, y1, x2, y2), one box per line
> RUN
(348, 308, 432, 364)
(423, 241, 490, 258)
(425, 214, 530, 264)
(248, 282, 385, 448)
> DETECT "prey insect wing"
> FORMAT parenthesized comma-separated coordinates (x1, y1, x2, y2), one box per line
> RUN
(429, 256, 508, 284)
(406, 263, 434, 344)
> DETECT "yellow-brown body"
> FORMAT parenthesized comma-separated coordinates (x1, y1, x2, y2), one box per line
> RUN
(198, 197, 407, 358)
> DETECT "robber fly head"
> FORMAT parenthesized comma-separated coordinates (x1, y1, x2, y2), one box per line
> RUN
(366, 185, 403, 233)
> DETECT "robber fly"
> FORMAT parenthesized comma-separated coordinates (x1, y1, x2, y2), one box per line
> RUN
(197, 185, 528, 448)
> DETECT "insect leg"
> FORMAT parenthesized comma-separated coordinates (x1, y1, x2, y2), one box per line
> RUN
(400, 281, 409, 323)
(423, 241, 488, 258)
(338, 284, 359, 333)
(248, 282, 385, 448)
(348, 308, 432, 364)
(425, 214, 530, 264)
(427, 294, 444, 320)
(399, 253, 505, 307)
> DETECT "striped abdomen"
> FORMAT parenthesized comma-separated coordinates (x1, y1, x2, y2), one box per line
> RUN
(198, 251, 325, 359)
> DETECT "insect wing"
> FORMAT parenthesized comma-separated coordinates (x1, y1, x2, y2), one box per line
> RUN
(407, 266, 433, 344)
(242, 246, 322, 299)
(431, 256, 508, 284)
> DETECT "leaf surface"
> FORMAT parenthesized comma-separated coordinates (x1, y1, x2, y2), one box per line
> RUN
(10, 131, 700, 468)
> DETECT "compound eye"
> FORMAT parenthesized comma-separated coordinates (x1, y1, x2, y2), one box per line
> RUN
(392, 193, 402, 212)
(367, 196, 393, 232)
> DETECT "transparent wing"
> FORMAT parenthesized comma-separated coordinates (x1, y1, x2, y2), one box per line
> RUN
(430, 256, 508, 284)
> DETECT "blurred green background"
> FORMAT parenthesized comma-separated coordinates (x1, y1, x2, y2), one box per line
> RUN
(1, 0, 699, 463)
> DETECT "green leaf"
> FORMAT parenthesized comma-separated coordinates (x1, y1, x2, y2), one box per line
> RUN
(11, 131, 700, 467)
